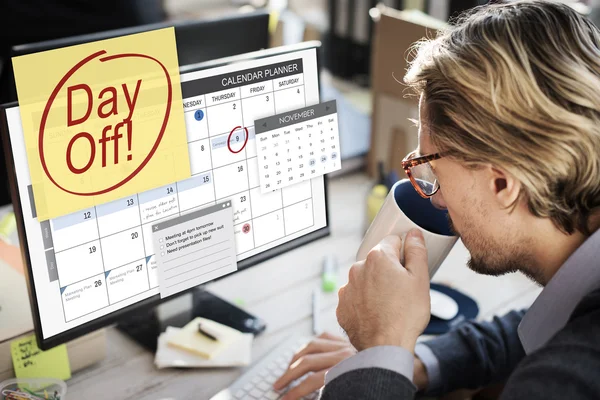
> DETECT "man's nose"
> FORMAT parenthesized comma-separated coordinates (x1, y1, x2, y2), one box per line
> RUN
(430, 190, 447, 210)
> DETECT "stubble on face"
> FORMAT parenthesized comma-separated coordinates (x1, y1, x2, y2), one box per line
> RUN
(447, 192, 541, 283)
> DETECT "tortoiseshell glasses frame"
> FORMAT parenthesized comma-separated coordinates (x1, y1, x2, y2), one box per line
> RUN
(401, 150, 443, 198)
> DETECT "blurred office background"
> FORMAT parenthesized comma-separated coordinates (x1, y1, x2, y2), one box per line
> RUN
(0, 0, 594, 206)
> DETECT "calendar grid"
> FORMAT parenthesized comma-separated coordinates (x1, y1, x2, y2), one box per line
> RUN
(52, 237, 100, 255)
(48, 55, 323, 323)
(65, 288, 152, 323)
(180, 81, 304, 115)
(303, 83, 307, 106)
(58, 274, 68, 324)
(185, 147, 256, 172)
(93, 207, 111, 303)
(239, 85, 258, 249)
(182, 81, 304, 109)
(271, 89, 288, 237)
(202, 96, 219, 215)
(135, 193, 152, 289)
(63, 302, 109, 323)
(236, 222, 315, 254)
(180, 199, 215, 214)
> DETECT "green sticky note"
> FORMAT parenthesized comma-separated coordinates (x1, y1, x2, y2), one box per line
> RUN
(233, 298, 245, 307)
(11, 334, 71, 380)
(0, 211, 16, 241)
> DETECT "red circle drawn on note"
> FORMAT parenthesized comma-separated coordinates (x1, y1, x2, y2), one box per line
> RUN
(227, 126, 249, 154)
(242, 223, 251, 234)
(38, 50, 173, 196)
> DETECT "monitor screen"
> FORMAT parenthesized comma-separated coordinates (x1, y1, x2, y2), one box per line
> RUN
(1, 43, 328, 348)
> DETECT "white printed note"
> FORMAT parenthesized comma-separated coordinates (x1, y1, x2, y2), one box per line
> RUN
(152, 201, 237, 298)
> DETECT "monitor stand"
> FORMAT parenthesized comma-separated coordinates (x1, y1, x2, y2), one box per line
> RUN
(116, 288, 266, 351)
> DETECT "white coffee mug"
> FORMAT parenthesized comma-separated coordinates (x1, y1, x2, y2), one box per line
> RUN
(357, 179, 458, 278)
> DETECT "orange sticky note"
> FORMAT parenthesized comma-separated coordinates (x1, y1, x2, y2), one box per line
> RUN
(12, 28, 190, 221)
(0, 240, 23, 275)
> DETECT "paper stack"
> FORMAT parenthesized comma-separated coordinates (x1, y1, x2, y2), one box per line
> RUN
(155, 317, 253, 369)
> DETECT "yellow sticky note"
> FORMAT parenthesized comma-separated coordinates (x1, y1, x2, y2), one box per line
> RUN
(269, 11, 280, 35)
(12, 27, 190, 221)
(167, 317, 242, 359)
(11, 334, 71, 380)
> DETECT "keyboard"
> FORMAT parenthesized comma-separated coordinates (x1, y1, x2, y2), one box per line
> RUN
(210, 335, 319, 400)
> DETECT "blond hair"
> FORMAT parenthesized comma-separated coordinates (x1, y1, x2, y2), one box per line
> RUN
(405, 0, 600, 235)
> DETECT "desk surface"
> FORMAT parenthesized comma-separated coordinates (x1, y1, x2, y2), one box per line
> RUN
(66, 172, 541, 399)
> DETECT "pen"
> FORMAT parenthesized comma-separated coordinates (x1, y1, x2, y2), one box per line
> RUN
(198, 323, 220, 341)
(312, 288, 321, 335)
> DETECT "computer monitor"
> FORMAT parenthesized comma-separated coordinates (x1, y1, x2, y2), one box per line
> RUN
(0, 41, 329, 350)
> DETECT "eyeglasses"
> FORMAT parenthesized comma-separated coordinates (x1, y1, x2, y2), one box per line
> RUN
(401, 150, 443, 198)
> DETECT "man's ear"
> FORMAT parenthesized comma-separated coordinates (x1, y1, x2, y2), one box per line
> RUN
(488, 166, 521, 208)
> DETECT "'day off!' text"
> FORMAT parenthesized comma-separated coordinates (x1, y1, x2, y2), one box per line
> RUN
(66, 79, 142, 174)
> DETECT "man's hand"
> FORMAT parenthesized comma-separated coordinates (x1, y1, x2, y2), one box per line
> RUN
(336, 229, 431, 352)
(273, 332, 356, 400)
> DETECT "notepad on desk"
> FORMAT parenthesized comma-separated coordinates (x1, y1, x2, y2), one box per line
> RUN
(156, 325, 253, 369)
(165, 317, 246, 359)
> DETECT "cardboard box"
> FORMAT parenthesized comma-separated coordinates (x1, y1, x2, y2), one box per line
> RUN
(389, 125, 409, 177)
(367, 6, 447, 176)
(269, 10, 326, 48)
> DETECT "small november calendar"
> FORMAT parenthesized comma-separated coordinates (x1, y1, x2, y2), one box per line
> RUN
(255, 100, 340, 192)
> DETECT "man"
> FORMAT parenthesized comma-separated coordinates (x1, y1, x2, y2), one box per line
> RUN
(273, 1, 600, 398)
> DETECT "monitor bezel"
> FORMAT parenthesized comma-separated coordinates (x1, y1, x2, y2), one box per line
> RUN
(6, 10, 271, 102)
(0, 41, 330, 350)
(10, 10, 270, 57)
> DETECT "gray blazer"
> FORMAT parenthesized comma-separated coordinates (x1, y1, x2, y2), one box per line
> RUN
(320, 288, 600, 399)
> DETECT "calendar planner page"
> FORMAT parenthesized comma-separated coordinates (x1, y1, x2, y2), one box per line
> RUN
(255, 100, 340, 193)
(4, 47, 327, 339)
